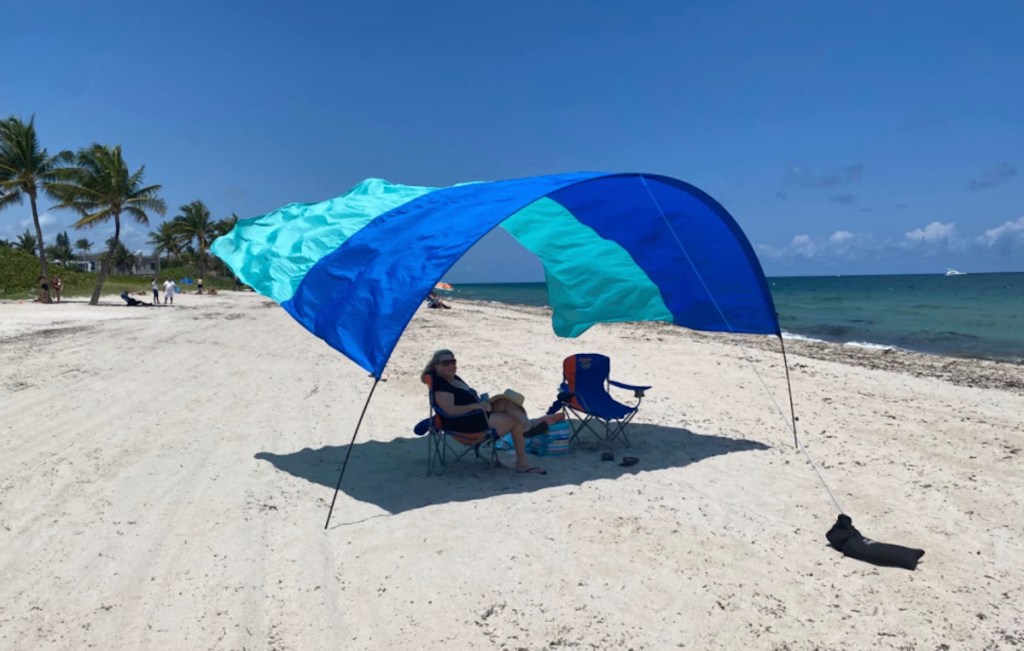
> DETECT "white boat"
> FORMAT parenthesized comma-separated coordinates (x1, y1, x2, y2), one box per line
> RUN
(945, 268, 966, 276)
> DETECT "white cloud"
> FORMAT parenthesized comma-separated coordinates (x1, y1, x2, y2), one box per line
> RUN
(905, 221, 954, 242)
(977, 216, 1024, 246)
(790, 234, 816, 258)
(757, 215, 1023, 270)
(974, 215, 1024, 254)
(756, 231, 872, 262)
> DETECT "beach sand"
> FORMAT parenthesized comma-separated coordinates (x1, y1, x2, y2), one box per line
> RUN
(1, 291, 1022, 649)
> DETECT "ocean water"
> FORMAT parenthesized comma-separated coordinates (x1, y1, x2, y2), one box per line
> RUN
(443, 273, 1024, 364)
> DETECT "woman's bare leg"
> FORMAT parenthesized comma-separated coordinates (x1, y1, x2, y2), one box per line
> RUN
(488, 413, 538, 472)
(491, 399, 530, 426)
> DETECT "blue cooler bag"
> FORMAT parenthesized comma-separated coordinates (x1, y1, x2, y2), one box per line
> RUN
(527, 421, 571, 457)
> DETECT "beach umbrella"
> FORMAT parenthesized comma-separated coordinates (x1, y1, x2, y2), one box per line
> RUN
(434, 282, 453, 291)
(211, 172, 788, 527)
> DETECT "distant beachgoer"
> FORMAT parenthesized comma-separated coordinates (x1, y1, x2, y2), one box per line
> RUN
(197, 277, 204, 294)
(37, 276, 51, 304)
(51, 276, 62, 303)
(151, 278, 160, 303)
(163, 279, 176, 304)
(120, 291, 153, 307)
(426, 291, 451, 309)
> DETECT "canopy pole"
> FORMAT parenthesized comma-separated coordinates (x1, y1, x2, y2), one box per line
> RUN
(324, 377, 381, 530)
(778, 334, 800, 449)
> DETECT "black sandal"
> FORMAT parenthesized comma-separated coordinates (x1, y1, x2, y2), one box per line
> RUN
(524, 421, 549, 438)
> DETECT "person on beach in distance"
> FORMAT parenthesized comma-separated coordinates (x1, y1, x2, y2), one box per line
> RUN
(151, 278, 160, 303)
(51, 276, 62, 303)
(424, 349, 553, 475)
(163, 278, 176, 305)
(426, 291, 451, 309)
(37, 276, 51, 304)
(197, 277, 204, 294)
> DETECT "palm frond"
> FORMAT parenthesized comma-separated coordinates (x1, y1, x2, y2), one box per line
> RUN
(123, 205, 151, 226)
(51, 143, 165, 234)
(74, 207, 116, 228)
(0, 191, 24, 209)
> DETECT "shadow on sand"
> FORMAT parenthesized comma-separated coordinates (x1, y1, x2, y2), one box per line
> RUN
(255, 423, 770, 520)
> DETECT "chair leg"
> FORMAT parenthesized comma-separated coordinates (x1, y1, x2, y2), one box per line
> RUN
(565, 406, 637, 449)
(428, 429, 501, 476)
(426, 432, 433, 476)
(427, 430, 447, 476)
(605, 412, 637, 447)
(571, 414, 605, 448)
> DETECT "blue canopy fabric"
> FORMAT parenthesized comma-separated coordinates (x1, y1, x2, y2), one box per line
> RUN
(212, 172, 779, 377)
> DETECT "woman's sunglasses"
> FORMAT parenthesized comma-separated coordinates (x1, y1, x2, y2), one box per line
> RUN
(439, 359, 457, 366)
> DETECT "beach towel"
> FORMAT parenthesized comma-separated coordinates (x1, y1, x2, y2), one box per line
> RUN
(526, 421, 571, 457)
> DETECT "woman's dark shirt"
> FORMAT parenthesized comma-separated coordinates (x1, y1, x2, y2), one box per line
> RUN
(430, 372, 487, 433)
(431, 373, 479, 406)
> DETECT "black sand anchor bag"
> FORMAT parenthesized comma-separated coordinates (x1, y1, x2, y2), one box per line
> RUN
(826, 514, 925, 570)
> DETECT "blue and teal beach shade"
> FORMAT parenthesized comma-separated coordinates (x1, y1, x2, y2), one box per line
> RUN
(211, 172, 780, 378)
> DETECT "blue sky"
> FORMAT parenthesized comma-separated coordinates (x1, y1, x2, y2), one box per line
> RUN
(4, 0, 1022, 279)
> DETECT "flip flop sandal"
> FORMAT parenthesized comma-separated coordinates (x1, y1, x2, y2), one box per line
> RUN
(619, 456, 639, 467)
(601, 452, 614, 462)
(516, 466, 546, 474)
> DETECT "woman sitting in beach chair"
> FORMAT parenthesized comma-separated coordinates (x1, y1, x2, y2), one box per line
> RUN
(424, 349, 558, 475)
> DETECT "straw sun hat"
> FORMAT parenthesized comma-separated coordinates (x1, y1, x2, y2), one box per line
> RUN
(488, 389, 525, 408)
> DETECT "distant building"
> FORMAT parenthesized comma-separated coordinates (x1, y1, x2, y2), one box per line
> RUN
(71, 252, 159, 275)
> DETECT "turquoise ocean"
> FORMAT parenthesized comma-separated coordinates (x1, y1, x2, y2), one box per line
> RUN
(444, 273, 1024, 364)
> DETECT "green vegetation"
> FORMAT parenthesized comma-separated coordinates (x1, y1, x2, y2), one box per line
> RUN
(0, 246, 39, 298)
(1, 114, 244, 305)
(0, 116, 76, 303)
(0, 248, 238, 300)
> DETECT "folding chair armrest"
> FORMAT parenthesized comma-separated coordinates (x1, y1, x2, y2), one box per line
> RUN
(608, 379, 651, 398)
(435, 406, 487, 421)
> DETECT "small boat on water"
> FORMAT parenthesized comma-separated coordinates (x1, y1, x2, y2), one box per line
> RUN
(945, 268, 966, 276)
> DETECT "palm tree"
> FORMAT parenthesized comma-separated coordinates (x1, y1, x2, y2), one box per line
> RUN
(45, 242, 74, 266)
(16, 230, 37, 255)
(107, 238, 136, 274)
(47, 230, 74, 267)
(214, 212, 239, 237)
(75, 237, 92, 269)
(50, 144, 165, 305)
(0, 116, 75, 303)
(171, 200, 217, 280)
(147, 220, 184, 267)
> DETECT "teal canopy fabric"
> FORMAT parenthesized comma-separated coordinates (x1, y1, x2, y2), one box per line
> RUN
(212, 172, 779, 377)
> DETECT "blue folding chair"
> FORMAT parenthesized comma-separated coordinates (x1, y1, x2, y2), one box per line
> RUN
(418, 372, 500, 476)
(561, 354, 651, 448)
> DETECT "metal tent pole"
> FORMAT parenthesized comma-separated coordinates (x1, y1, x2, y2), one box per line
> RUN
(778, 334, 800, 449)
(324, 378, 381, 529)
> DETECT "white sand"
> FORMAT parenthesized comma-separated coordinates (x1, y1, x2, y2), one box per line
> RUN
(1, 291, 1022, 649)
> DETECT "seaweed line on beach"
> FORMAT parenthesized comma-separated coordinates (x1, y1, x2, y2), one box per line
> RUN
(457, 299, 1024, 394)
